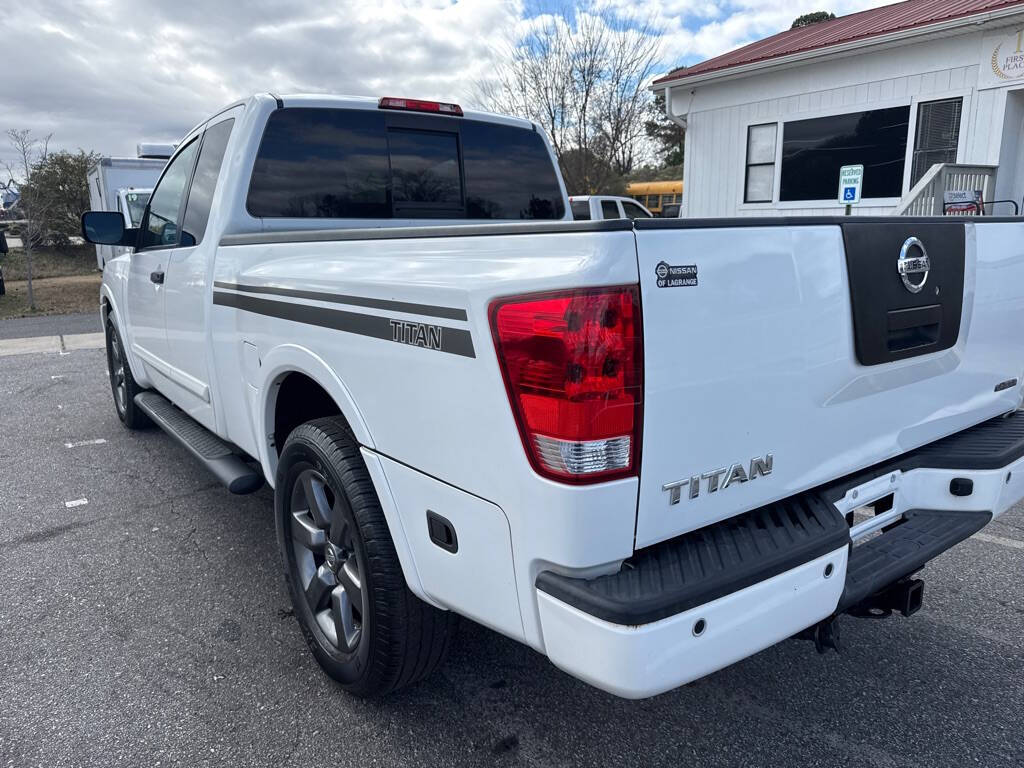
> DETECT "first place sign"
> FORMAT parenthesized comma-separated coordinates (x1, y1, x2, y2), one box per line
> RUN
(838, 164, 864, 205)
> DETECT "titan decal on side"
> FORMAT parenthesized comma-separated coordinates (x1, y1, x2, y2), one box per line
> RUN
(662, 454, 773, 505)
(390, 319, 443, 350)
(655, 261, 698, 288)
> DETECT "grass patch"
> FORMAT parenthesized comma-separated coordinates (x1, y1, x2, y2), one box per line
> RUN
(1, 245, 98, 281)
(0, 274, 102, 319)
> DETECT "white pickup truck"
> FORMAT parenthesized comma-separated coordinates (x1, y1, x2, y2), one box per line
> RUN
(82, 93, 1024, 700)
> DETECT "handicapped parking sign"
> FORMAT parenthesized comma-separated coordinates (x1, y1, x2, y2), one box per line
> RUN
(838, 165, 864, 205)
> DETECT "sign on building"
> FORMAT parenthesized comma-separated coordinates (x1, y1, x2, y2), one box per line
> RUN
(979, 26, 1024, 88)
(838, 164, 864, 205)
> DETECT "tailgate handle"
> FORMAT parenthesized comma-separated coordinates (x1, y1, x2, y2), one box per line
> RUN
(887, 304, 941, 353)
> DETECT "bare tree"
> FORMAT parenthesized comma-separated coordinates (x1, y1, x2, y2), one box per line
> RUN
(477, 6, 663, 195)
(3, 129, 52, 311)
(599, 19, 663, 177)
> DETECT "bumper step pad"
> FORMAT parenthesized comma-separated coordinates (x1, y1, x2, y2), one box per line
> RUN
(536, 494, 849, 625)
(134, 391, 264, 494)
(837, 509, 990, 612)
(826, 411, 1024, 502)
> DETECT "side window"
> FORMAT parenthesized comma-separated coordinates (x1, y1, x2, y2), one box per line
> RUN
(600, 200, 619, 219)
(911, 98, 963, 187)
(621, 201, 651, 219)
(571, 201, 591, 220)
(139, 139, 199, 249)
(181, 119, 235, 246)
(780, 107, 909, 201)
(744, 123, 777, 203)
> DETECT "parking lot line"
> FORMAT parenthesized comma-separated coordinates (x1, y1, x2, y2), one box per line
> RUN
(64, 438, 107, 449)
(975, 531, 1024, 550)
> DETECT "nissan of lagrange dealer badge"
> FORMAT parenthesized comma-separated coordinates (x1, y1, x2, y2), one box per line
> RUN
(655, 261, 698, 288)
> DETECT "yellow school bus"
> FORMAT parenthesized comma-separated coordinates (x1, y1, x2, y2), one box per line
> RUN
(626, 181, 682, 215)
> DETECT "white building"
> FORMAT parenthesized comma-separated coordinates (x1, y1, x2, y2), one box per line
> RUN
(654, 0, 1024, 217)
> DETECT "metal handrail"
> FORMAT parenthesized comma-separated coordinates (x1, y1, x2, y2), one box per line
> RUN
(985, 199, 1021, 216)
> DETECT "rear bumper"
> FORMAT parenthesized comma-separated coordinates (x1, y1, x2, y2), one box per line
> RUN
(535, 411, 1024, 699)
(539, 547, 848, 699)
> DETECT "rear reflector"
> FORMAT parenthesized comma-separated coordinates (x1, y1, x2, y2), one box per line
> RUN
(378, 97, 463, 116)
(490, 286, 643, 484)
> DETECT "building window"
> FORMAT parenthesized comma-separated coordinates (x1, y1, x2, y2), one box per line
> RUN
(911, 98, 963, 186)
(744, 123, 777, 203)
(779, 106, 910, 201)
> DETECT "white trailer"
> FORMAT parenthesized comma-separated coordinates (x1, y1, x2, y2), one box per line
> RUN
(87, 146, 173, 268)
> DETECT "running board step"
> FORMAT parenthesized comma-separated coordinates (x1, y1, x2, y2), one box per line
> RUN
(838, 508, 990, 613)
(134, 391, 264, 494)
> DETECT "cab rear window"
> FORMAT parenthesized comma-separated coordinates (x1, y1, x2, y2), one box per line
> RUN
(247, 108, 565, 220)
(571, 201, 591, 220)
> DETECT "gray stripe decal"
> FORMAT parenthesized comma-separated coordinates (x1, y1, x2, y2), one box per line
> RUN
(213, 281, 467, 321)
(212, 291, 475, 359)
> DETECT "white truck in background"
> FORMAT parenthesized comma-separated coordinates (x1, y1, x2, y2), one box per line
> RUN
(570, 194, 652, 221)
(87, 143, 174, 269)
(82, 93, 1024, 700)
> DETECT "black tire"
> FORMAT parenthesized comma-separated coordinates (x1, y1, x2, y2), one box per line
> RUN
(105, 314, 151, 430)
(275, 417, 456, 697)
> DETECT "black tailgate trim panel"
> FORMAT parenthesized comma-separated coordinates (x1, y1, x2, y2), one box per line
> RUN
(841, 220, 965, 366)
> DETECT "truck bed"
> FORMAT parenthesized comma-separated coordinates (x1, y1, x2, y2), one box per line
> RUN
(212, 214, 1024, 563)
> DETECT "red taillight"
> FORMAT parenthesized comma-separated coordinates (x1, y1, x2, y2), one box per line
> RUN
(378, 97, 464, 116)
(490, 286, 643, 484)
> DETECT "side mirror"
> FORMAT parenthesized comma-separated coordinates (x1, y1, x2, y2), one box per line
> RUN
(81, 211, 137, 247)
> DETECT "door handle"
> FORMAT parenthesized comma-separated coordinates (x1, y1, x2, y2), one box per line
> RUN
(150, 270, 165, 284)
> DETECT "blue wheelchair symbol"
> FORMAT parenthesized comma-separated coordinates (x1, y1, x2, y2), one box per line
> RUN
(843, 187, 856, 201)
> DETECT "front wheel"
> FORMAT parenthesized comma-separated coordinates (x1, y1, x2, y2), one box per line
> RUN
(275, 417, 456, 697)
(105, 315, 150, 429)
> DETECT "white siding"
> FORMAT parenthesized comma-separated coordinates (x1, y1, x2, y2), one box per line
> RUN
(675, 25, 1020, 219)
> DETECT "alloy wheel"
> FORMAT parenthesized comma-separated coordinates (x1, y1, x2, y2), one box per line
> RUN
(109, 328, 128, 415)
(289, 468, 366, 653)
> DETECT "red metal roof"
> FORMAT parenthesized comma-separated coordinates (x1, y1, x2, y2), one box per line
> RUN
(654, 0, 1024, 84)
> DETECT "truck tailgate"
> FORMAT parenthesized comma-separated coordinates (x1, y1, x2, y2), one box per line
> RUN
(633, 219, 1024, 548)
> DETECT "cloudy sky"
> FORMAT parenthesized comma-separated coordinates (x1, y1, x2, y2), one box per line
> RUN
(1, 0, 891, 165)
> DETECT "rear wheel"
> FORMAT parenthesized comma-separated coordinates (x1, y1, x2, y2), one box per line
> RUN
(275, 417, 456, 697)
(105, 315, 150, 429)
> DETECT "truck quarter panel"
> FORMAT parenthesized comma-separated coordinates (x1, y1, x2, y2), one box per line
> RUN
(211, 227, 643, 647)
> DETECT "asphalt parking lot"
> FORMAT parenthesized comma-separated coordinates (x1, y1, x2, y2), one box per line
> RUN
(1, 344, 1023, 768)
